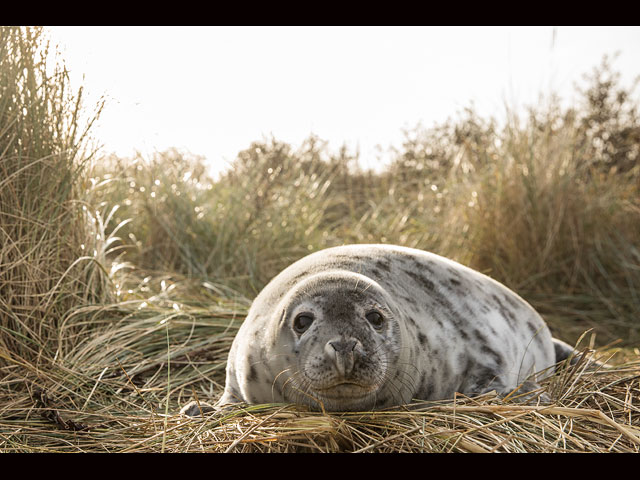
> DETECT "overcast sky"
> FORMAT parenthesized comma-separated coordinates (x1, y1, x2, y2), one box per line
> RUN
(47, 26, 640, 173)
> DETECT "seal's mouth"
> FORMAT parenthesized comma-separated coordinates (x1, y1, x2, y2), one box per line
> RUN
(313, 381, 377, 399)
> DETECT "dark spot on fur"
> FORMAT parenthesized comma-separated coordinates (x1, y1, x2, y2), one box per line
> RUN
(457, 328, 470, 340)
(491, 294, 517, 329)
(416, 260, 437, 276)
(480, 345, 504, 367)
(248, 364, 258, 382)
(401, 295, 417, 306)
(405, 270, 472, 338)
(502, 293, 521, 310)
(417, 332, 427, 346)
(370, 267, 383, 277)
(404, 270, 435, 291)
(375, 259, 392, 272)
(447, 266, 461, 277)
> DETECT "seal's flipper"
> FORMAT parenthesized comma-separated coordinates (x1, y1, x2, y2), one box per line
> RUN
(553, 338, 578, 364)
(179, 400, 216, 417)
(552, 337, 610, 369)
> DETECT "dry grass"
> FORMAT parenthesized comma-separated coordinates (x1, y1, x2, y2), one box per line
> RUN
(0, 26, 107, 362)
(171, 360, 640, 453)
(1, 315, 638, 453)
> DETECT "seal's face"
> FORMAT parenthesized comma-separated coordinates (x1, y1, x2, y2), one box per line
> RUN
(274, 272, 405, 411)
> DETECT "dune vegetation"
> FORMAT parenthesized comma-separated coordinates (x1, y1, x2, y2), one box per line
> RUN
(1, 26, 639, 452)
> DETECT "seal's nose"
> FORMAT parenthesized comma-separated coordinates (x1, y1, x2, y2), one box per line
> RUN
(325, 338, 359, 377)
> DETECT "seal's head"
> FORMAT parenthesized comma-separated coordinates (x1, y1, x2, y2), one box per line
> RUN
(268, 271, 408, 411)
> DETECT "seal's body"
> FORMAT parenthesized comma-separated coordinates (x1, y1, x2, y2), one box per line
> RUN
(184, 245, 568, 414)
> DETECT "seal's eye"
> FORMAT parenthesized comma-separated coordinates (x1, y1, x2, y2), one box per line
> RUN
(293, 314, 314, 334)
(365, 310, 384, 329)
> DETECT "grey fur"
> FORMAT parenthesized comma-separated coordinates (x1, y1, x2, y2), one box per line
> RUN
(181, 244, 577, 415)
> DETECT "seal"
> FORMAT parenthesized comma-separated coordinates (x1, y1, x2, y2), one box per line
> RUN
(181, 244, 580, 415)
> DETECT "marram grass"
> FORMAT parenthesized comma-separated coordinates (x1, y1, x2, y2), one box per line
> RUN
(0, 26, 106, 363)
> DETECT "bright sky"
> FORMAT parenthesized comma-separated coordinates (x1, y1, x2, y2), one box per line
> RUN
(47, 26, 640, 174)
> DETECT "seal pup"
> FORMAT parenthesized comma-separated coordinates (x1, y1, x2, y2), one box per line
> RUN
(181, 244, 581, 415)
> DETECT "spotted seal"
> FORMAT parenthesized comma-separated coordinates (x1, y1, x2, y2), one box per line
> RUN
(181, 244, 580, 415)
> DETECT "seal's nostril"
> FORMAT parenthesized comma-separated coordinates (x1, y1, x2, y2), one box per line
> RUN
(325, 338, 359, 377)
(329, 339, 357, 354)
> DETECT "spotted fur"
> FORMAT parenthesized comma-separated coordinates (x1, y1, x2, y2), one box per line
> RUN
(181, 244, 564, 415)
